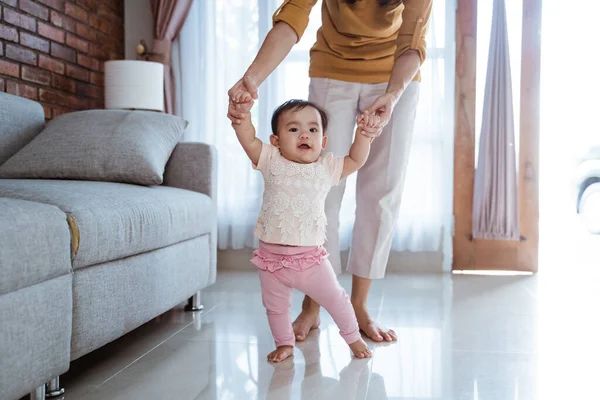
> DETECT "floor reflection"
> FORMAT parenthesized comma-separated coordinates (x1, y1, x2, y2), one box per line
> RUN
(57, 271, 563, 400)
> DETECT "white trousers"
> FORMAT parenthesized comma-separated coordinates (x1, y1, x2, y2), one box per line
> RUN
(308, 78, 420, 279)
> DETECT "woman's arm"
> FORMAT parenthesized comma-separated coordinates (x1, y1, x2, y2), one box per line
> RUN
(360, 0, 432, 135)
(228, 0, 318, 114)
(359, 49, 420, 136)
(229, 22, 298, 104)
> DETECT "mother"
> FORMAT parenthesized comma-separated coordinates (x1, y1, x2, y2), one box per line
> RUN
(228, 0, 431, 343)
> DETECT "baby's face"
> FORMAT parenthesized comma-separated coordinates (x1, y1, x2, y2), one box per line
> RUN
(270, 106, 327, 164)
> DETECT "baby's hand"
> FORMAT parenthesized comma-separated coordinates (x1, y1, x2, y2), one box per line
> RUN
(357, 112, 382, 138)
(227, 98, 254, 125)
(357, 112, 381, 128)
(235, 99, 253, 114)
(231, 87, 253, 104)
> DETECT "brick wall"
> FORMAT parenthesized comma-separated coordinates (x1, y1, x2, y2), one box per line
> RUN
(0, 0, 124, 119)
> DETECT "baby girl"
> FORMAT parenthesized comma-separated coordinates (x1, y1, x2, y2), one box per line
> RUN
(227, 96, 379, 363)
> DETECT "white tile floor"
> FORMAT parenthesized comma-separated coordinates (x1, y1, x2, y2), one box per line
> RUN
(57, 269, 600, 400)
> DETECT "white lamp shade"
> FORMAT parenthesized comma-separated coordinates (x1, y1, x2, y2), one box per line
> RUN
(104, 60, 164, 112)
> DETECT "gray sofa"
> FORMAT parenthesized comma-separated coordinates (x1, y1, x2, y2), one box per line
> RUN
(0, 92, 217, 400)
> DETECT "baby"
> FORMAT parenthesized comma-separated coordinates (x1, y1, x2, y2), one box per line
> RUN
(227, 96, 379, 363)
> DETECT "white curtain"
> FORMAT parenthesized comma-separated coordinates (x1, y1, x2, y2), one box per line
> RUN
(173, 0, 455, 267)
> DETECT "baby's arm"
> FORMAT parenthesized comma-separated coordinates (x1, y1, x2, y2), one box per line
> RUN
(227, 100, 262, 165)
(340, 114, 379, 179)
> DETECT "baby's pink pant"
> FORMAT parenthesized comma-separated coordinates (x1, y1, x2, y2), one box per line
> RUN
(254, 241, 361, 348)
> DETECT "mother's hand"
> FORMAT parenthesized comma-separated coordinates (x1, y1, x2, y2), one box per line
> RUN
(357, 113, 383, 138)
(227, 75, 259, 125)
(228, 75, 259, 103)
(359, 92, 400, 138)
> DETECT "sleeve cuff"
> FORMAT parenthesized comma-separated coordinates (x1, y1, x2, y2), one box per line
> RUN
(272, 1, 310, 42)
(331, 156, 345, 186)
(253, 143, 272, 172)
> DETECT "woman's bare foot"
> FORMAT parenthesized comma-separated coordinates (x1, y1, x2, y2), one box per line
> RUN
(292, 297, 321, 341)
(267, 345, 294, 363)
(353, 304, 397, 343)
(349, 338, 372, 358)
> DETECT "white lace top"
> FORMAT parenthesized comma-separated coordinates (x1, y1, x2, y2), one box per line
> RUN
(253, 144, 344, 246)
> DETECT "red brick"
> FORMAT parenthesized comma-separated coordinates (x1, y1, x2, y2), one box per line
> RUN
(75, 0, 97, 12)
(39, 88, 68, 107)
(38, 54, 65, 74)
(52, 73, 77, 93)
(89, 71, 103, 86)
(97, 34, 120, 54)
(0, 77, 4, 92)
(21, 65, 51, 85)
(76, 53, 99, 71)
(20, 32, 50, 52)
(110, 24, 123, 42)
(66, 33, 88, 53)
(19, 0, 49, 20)
(3, 8, 36, 31)
(66, 63, 89, 82)
(7, 80, 38, 100)
(2, 0, 18, 8)
(0, 59, 20, 78)
(64, 3, 87, 23)
(43, 105, 52, 119)
(38, 22, 65, 43)
(50, 10, 76, 33)
(88, 14, 110, 35)
(6, 44, 37, 65)
(98, 3, 122, 24)
(75, 22, 96, 41)
(0, 23, 19, 42)
(52, 107, 71, 117)
(51, 42, 76, 62)
(37, 0, 64, 12)
(103, 0, 122, 14)
(76, 82, 99, 99)
(67, 94, 88, 110)
(91, 97, 103, 109)
(89, 43, 108, 59)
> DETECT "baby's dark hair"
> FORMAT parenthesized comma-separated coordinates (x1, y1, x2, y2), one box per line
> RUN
(271, 99, 329, 135)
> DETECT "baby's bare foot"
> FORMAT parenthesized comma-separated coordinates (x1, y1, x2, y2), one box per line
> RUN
(292, 310, 320, 342)
(349, 338, 372, 359)
(267, 346, 294, 363)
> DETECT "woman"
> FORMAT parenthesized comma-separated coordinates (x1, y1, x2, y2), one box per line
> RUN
(228, 0, 432, 343)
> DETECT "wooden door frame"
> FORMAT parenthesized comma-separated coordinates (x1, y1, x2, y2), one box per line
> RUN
(452, 0, 542, 272)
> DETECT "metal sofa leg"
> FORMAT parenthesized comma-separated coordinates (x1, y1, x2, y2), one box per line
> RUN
(184, 291, 204, 312)
(45, 376, 65, 398)
(30, 384, 45, 400)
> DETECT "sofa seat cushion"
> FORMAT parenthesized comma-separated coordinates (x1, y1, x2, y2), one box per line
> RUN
(0, 180, 216, 269)
(0, 198, 71, 295)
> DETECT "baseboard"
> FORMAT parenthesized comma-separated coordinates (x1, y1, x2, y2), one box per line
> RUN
(217, 248, 444, 273)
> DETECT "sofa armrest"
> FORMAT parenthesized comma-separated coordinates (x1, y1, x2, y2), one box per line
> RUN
(163, 142, 218, 199)
(164, 142, 218, 287)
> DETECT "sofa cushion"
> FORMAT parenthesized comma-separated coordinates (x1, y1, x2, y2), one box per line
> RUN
(0, 198, 71, 295)
(0, 92, 45, 166)
(0, 110, 186, 185)
(0, 180, 216, 269)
